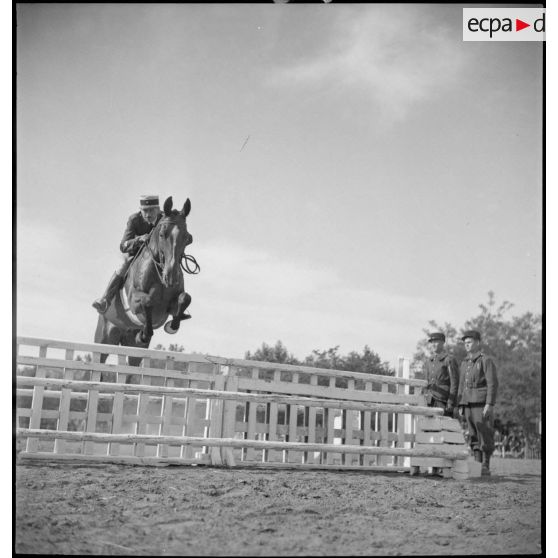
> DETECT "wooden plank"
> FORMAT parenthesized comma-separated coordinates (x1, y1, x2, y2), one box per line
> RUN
(83, 353, 102, 456)
(265, 370, 281, 463)
(305, 376, 318, 464)
(16, 376, 443, 417)
(244, 368, 259, 462)
(109, 354, 130, 456)
(361, 381, 373, 466)
(287, 372, 301, 464)
(26, 345, 48, 453)
(236, 377, 424, 405)
(16, 451, 409, 472)
(109, 391, 125, 456)
(396, 382, 408, 467)
(16, 337, 212, 366)
(157, 375, 175, 459)
(415, 432, 446, 444)
(415, 431, 466, 445)
(378, 383, 390, 466)
(17, 356, 216, 384)
(325, 377, 338, 465)
(414, 442, 468, 456)
(206, 375, 225, 465)
(416, 417, 444, 432)
(18, 451, 210, 467)
(343, 379, 355, 466)
(133, 358, 151, 458)
(17, 337, 427, 388)
(220, 374, 238, 466)
(20, 429, 469, 459)
(54, 349, 75, 454)
(440, 417, 465, 432)
(410, 457, 455, 468)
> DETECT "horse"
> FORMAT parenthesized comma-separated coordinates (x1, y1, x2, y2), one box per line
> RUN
(94, 196, 194, 368)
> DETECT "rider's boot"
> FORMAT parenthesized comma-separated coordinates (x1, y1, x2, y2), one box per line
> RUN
(92, 273, 123, 314)
(481, 452, 491, 476)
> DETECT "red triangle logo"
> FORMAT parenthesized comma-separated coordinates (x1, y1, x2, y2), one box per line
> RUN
(516, 19, 530, 31)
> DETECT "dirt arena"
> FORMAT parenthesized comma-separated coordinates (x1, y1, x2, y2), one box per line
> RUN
(15, 456, 541, 556)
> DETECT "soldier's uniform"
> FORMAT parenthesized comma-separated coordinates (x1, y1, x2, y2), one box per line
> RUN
(116, 210, 162, 273)
(93, 195, 162, 314)
(424, 332, 459, 416)
(458, 329, 499, 475)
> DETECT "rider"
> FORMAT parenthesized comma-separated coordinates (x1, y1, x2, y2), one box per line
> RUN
(92, 195, 163, 314)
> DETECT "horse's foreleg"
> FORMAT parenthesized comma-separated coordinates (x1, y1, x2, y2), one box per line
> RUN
(168, 291, 192, 331)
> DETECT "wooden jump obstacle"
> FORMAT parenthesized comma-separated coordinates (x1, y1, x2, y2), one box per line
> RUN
(15, 337, 474, 478)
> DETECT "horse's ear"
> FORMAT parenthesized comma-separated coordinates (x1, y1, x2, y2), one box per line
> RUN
(181, 198, 191, 218)
(163, 197, 173, 216)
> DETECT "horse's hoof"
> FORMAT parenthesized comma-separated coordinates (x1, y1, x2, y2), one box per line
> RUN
(92, 299, 108, 314)
(135, 331, 147, 344)
(164, 321, 179, 334)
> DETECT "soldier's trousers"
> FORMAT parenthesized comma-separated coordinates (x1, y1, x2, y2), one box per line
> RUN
(115, 254, 134, 276)
(463, 403, 494, 455)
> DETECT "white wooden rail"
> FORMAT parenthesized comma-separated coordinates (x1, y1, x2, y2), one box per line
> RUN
(16, 337, 468, 472)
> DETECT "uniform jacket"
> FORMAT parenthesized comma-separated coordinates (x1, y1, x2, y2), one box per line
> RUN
(119, 211, 162, 255)
(458, 351, 498, 406)
(424, 352, 459, 406)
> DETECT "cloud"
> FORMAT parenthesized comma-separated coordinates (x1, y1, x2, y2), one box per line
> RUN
(16, 233, 446, 364)
(175, 240, 448, 362)
(268, 6, 469, 120)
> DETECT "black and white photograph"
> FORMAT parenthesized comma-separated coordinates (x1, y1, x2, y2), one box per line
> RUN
(14, 2, 544, 555)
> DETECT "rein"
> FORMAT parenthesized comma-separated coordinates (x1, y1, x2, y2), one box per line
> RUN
(141, 218, 201, 284)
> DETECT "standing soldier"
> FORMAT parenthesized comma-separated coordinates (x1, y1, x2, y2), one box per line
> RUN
(424, 332, 459, 417)
(458, 330, 499, 476)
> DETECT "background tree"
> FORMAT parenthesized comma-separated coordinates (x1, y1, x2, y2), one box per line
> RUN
(244, 341, 300, 365)
(246, 341, 394, 376)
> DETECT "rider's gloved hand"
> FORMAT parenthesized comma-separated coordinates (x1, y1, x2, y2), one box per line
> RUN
(138, 234, 150, 244)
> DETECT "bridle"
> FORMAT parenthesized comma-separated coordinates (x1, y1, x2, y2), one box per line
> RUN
(128, 216, 200, 285)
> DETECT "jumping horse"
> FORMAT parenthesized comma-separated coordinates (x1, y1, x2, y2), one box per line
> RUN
(94, 196, 195, 367)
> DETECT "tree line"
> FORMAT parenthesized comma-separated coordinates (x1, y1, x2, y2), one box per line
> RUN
(242, 292, 541, 435)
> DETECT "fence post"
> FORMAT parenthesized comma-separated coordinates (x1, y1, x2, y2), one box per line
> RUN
(397, 357, 412, 468)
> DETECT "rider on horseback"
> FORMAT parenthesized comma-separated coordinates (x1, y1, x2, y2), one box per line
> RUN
(92, 195, 163, 314)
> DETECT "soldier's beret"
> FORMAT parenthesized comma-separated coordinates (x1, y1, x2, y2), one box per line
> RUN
(140, 195, 160, 208)
(427, 332, 445, 342)
(461, 330, 481, 341)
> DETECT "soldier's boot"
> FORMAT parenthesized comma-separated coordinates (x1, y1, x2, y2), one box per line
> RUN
(92, 273, 124, 314)
(481, 453, 491, 476)
(473, 449, 483, 463)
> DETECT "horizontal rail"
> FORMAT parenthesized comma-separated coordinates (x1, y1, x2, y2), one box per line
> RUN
(18, 429, 468, 459)
(16, 376, 441, 416)
(17, 356, 217, 382)
(18, 452, 411, 472)
(17, 336, 427, 387)
(17, 451, 209, 467)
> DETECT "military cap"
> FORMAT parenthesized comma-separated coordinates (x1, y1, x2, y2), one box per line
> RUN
(427, 332, 446, 342)
(139, 195, 159, 209)
(461, 330, 481, 341)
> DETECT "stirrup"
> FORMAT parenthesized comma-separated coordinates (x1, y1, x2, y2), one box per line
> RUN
(92, 298, 109, 314)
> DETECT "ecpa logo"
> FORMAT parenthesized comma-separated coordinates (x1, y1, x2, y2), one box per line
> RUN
(463, 8, 545, 42)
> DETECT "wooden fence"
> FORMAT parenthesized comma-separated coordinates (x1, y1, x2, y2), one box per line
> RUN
(15, 337, 468, 472)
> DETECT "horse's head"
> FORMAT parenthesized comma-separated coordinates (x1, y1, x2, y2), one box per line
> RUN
(152, 196, 193, 288)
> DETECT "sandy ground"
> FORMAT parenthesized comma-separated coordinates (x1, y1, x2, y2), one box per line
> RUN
(15, 456, 541, 556)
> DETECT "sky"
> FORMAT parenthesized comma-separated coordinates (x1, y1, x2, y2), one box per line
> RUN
(15, 3, 543, 368)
